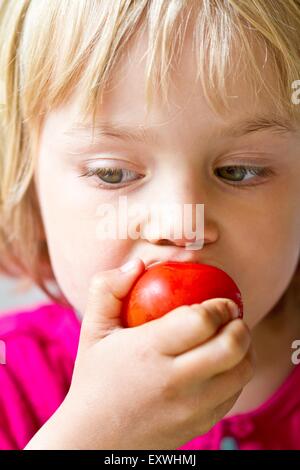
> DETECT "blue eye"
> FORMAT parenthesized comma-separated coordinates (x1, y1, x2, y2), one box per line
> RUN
(214, 165, 274, 186)
(79, 166, 144, 189)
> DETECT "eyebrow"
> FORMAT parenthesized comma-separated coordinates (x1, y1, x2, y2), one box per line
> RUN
(64, 114, 295, 144)
(64, 121, 159, 144)
(228, 115, 295, 138)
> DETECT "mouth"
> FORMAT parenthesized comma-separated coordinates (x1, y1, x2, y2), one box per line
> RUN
(145, 258, 225, 272)
(145, 258, 203, 269)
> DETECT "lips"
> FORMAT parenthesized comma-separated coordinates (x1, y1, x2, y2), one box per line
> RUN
(145, 258, 222, 270)
(145, 257, 203, 268)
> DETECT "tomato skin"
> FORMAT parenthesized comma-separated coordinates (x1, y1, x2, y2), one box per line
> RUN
(121, 262, 243, 327)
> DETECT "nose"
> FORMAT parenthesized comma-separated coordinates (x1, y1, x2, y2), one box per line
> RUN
(140, 196, 218, 250)
(144, 225, 217, 250)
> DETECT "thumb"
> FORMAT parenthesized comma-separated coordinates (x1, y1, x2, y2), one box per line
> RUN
(80, 258, 145, 347)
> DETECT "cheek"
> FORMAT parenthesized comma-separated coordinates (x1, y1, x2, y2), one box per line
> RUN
(48, 235, 130, 314)
(229, 199, 300, 329)
(35, 151, 133, 313)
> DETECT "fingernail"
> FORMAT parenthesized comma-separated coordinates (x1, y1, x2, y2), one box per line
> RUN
(227, 301, 240, 319)
(119, 259, 139, 273)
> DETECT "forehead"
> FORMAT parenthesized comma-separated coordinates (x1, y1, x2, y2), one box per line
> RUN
(68, 15, 292, 139)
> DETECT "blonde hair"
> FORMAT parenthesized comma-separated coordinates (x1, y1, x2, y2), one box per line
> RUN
(0, 0, 299, 305)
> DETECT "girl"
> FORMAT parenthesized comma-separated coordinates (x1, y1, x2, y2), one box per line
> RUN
(0, 0, 300, 450)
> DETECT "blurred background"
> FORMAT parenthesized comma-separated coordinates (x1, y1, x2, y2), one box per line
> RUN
(0, 276, 48, 313)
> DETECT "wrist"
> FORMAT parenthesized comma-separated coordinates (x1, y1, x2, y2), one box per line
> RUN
(24, 395, 80, 449)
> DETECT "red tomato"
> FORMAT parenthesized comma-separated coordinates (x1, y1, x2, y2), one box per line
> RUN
(121, 261, 243, 327)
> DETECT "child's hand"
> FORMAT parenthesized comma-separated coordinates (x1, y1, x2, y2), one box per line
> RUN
(25, 259, 254, 450)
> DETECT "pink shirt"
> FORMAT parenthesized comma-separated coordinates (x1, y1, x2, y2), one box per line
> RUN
(0, 302, 299, 450)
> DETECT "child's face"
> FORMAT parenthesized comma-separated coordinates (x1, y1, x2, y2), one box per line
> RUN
(34, 27, 300, 328)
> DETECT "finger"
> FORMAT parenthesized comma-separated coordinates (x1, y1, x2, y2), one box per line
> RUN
(142, 298, 240, 356)
(173, 318, 251, 381)
(80, 258, 145, 348)
(214, 391, 242, 423)
(191, 392, 242, 437)
(201, 347, 255, 406)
